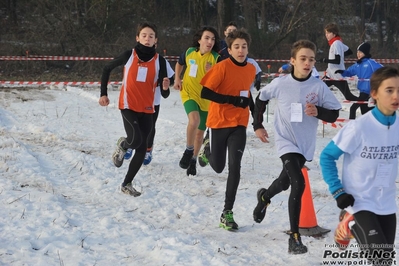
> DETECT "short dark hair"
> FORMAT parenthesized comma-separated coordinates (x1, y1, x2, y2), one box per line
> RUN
(225, 21, 238, 30)
(291, 40, 316, 58)
(191, 26, 220, 53)
(226, 28, 251, 48)
(136, 22, 158, 37)
(324, 23, 339, 36)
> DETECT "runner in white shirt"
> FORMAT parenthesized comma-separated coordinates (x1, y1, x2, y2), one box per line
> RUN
(320, 66, 399, 266)
(319, 23, 355, 101)
(252, 40, 341, 254)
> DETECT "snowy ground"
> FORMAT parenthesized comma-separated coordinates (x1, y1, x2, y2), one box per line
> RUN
(0, 81, 397, 265)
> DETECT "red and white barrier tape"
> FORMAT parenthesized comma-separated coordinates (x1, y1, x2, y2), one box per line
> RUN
(1, 55, 398, 64)
(0, 56, 114, 61)
(342, 100, 368, 104)
(322, 118, 350, 128)
(261, 73, 371, 81)
(0, 81, 121, 86)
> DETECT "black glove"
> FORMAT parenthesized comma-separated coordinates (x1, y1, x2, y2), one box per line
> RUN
(255, 80, 261, 91)
(228, 96, 249, 108)
(335, 70, 344, 74)
(336, 193, 355, 209)
(317, 58, 327, 63)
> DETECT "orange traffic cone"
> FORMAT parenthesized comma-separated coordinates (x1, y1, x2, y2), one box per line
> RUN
(298, 167, 330, 237)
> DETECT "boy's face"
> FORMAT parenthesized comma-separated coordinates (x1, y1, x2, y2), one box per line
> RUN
(136, 27, 157, 47)
(228, 38, 248, 63)
(356, 50, 365, 59)
(290, 48, 316, 79)
(198, 30, 216, 54)
(371, 76, 399, 116)
(325, 30, 335, 41)
(224, 26, 237, 38)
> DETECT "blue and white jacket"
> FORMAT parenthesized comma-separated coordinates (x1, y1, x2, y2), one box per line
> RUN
(341, 57, 383, 94)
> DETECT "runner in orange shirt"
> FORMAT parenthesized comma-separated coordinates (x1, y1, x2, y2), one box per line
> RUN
(99, 22, 170, 196)
(199, 29, 256, 230)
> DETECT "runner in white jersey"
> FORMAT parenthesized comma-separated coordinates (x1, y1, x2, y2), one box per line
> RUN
(320, 66, 399, 265)
(251, 40, 341, 254)
(319, 23, 355, 101)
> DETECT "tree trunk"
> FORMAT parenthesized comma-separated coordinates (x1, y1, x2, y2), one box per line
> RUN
(360, 0, 365, 41)
(376, 0, 384, 50)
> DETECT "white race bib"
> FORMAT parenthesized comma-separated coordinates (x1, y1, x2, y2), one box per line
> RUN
(290, 103, 303, 122)
(136, 66, 148, 82)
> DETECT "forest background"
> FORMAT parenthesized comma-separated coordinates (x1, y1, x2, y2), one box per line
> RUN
(1, 0, 399, 81)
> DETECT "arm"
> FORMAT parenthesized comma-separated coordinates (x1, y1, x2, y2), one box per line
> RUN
(324, 54, 341, 64)
(100, 50, 130, 97)
(173, 63, 184, 91)
(173, 52, 185, 91)
(344, 48, 353, 57)
(281, 63, 290, 71)
(99, 50, 130, 106)
(161, 76, 174, 99)
(254, 72, 262, 91)
(160, 77, 171, 98)
(252, 94, 269, 131)
(201, 87, 229, 104)
(253, 94, 270, 142)
(201, 87, 249, 108)
(161, 88, 170, 98)
(315, 107, 340, 122)
(320, 141, 345, 197)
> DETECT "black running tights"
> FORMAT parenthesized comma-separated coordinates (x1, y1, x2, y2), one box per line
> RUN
(147, 104, 160, 149)
(208, 126, 247, 211)
(265, 153, 306, 233)
(324, 80, 357, 101)
(351, 211, 396, 266)
(120, 109, 153, 185)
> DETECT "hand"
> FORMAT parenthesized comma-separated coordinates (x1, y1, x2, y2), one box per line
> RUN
(255, 128, 269, 143)
(162, 77, 170, 90)
(317, 58, 327, 63)
(205, 62, 212, 72)
(304, 103, 318, 117)
(99, 95, 110, 106)
(335, 70, 344, 74)
(173, 78, 182, 91)
(228, 96, 249, 108)
(336, 193, 355, 209)
(255, 80, 261, 91)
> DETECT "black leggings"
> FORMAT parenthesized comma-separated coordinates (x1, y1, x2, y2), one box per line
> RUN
(147, 105, 160, 149)
(265, 153, 306, 233)
(351, 211, 396, 265)
(208, 126, 247, 211)
(324, 80, 357, 101)
(120, 109, 153, 184)
(349, 92, 373, 119)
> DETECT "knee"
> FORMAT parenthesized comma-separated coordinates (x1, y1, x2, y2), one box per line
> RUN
(188, 117, 200, 128)
(281, 182, 290, 191)
(131, 137, 143, 148)
(214, 168, 224, 174)
(278, 178, 290, 191)
(211, 162, 224, 173)
(290, 179, 305, 193)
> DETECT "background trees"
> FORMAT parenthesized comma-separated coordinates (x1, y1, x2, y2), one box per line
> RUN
(1, 0, 398, 79)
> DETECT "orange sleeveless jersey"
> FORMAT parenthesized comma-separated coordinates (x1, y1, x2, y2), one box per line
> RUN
(118, 50, 159, 113)
(200, 59, 256, 128)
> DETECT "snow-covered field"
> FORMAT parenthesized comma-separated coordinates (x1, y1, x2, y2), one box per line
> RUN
(0, 82, 397, 265)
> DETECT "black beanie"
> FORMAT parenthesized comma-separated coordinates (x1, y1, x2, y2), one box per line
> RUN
(357, 42, 371, 56)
